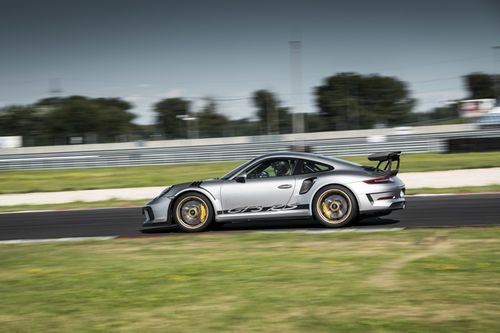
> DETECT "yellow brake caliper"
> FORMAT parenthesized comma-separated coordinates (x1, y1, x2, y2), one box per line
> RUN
(200, 204, 207, 222)
(321, 202, 330, 219)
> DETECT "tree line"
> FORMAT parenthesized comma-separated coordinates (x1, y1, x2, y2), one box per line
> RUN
(0, 72, 498, 146)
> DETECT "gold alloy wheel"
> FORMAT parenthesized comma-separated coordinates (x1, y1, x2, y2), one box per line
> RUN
(175, 196, 209, 230)
(316, 189, 352, 224)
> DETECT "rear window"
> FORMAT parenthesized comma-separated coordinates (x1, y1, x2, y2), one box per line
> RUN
(295, 159, 333, 175)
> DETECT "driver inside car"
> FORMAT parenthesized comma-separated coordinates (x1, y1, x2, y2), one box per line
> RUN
(248, 159, 292, 178)
(272, 160, 290, 177)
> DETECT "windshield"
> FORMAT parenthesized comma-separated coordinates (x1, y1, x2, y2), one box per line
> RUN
(220, 157, 258, 180)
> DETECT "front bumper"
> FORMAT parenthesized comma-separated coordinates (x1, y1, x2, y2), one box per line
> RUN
(142, 195, 174, 227)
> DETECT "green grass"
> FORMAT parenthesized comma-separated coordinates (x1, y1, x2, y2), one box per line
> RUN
(0, 161, 241, 194)
(0, 227, 499, 332)
(1, 152, 499, 195)
(342, 151, 500, 172)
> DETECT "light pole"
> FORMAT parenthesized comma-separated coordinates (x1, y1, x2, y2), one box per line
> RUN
(492, 46, 500, 98)
(176, 114, 199, 139)
(289, 40, 304, 134)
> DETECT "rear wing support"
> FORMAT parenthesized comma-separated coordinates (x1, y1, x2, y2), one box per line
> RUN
(368, 151, 401, 177)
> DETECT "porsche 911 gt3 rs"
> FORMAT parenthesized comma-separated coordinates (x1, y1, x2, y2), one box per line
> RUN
(142, 151, 405, 232)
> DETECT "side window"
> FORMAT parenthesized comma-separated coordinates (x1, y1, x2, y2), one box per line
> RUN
(246, 159, 297, 179)
(295, 159, 333, 175)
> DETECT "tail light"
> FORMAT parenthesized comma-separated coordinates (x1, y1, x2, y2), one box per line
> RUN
(363, 176, 393, 184)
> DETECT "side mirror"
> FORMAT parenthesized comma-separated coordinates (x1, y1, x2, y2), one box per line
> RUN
(235, 174, 247, 183)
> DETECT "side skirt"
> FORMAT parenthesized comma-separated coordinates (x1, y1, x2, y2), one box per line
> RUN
(215, 209, 311, 222)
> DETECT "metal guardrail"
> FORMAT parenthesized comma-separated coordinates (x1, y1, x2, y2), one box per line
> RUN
(0, 129, 499, 170)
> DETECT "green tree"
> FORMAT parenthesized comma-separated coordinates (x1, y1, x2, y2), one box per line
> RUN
(38, 96, 99, 144)
(252, 90, 292, 134)
(429, 104, 460, 120)
(0, 105, 50, 146)
(227, 118, 261, 137)
(304, 113, 328, 132)
(464, 73, 497, 99)
(153, 98, 191, 139)
(253, 90, 276, 134)
(93, 98, 135, 142)
(315, 73, 415, 130)
(277, 107, 293, 134)
(196, 99, 229, 138)
(37, 96, 135, 144)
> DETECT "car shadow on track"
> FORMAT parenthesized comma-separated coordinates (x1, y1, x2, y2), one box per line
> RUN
(141, 217, 400, 234)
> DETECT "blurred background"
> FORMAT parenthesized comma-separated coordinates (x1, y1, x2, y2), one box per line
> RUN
(0, 0, 499, 155)
(1, 2, 500, 332)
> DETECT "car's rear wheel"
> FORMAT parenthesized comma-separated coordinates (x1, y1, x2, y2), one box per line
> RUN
(312, 185, 358, 228)
(174, 192, 214, 232)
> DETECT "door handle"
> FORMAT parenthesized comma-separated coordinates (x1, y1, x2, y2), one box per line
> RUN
(278, 184, 292, 189)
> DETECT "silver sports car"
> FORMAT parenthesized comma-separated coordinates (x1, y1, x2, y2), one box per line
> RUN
(142, 151, 405, 232)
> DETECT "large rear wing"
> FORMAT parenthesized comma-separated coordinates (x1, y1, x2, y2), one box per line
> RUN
(368, 151, 401, 177)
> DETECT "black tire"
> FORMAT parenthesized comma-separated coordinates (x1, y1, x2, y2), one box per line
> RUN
(173, 192, 214, 232)
(312, 185, 358, 228)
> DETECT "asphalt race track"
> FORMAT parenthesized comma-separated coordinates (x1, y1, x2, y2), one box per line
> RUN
(1, 194, 499, 241)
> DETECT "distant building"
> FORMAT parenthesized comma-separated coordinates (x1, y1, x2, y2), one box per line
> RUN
(0, 136, 22, 148)
(476, 99, 500, 128)
(459, 98, 496, 118)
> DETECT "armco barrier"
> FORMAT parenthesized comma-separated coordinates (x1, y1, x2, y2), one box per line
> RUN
(0, 127, 499, 170)
(447, 137, 500, 153)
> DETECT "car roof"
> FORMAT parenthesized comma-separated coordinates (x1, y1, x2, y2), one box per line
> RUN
(254, 151, 362, 169)
(256, 151, 324, 160)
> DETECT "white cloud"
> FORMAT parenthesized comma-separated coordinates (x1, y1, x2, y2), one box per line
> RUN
(164, 89, 183, 98)
(124, 95, 146, 102)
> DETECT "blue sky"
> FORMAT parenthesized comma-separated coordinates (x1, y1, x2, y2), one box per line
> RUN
(0, 0, 499, 124)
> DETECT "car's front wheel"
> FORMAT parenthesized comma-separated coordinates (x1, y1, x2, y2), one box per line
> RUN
(174, 192, 214, 232)
(312, 185, 358, 228)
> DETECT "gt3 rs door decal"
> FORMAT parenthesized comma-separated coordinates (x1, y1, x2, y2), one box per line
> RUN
(220, 204, 309, 215)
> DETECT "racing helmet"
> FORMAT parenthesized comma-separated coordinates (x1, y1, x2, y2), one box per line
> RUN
(272, 160, 289, 176)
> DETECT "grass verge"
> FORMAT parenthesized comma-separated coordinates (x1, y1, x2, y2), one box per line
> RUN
(0, 161, 241, 194)
(343, 151, 500, 172)
(1, 151, 499, 195)
(0, 227, 499, 332)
